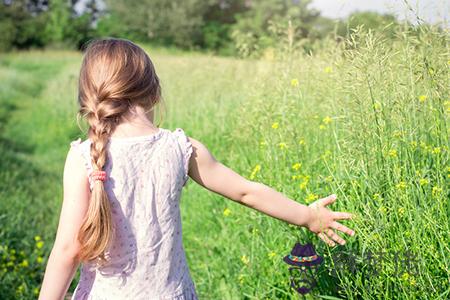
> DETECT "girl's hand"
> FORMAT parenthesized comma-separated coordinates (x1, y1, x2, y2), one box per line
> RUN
(306, 194, 355, 246)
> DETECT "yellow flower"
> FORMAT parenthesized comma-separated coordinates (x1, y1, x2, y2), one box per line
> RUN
(324, 66, 332, 73)
(36, 241, 44, 249)
(290, 78, 299, 87)
(292, 163, 302, 171)
(418, 95, 427, 102)
(322, 116, 332, 124)
(33, 288, 40, 295)
(20, 260, 29, 267)
(305, 193, 318, 203)
(388, 149, 397, 158)
(401, 272, 410, 281)
(238, 274, 245, 284)
(319, 124, 326, 130)
(241, 255, 250, 265)
(298, 139, 305, 145)
(378, 206, 387, 213)
(250, 164, 261, 180)
(373, 102, 382, 111)
(268, 251, 276, 258)
(34, 235, 41, 242)
(392, 130, 403, 138)
(223, 208, 231, 217)
(271, 122, 279, 129)
(432, 186, 443, 198)
(398, 207, 405, 215)
(278, 142, 287, 150)
(37, 256, 44, 263)
(419, 178, 429, 186)
(396, 181, 407, 190)
(299, 181, 307, 190)
(432, 147, 441, 154)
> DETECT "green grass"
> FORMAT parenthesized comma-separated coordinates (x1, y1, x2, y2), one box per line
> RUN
(0, 26, 449, 299)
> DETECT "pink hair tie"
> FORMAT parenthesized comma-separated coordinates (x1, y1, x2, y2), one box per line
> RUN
(91, 170, 107, 182)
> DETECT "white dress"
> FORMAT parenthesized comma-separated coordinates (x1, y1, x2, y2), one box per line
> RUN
(69, 127, 198, 300)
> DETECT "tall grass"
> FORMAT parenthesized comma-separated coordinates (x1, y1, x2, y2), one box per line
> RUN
(0, 25, 448, 299)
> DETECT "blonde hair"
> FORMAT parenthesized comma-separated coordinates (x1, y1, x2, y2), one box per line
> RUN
(75, 38, 162, 265)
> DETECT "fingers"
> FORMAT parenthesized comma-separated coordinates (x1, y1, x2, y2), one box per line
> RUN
(318, 232, 336, 247)
(325, 229, 346, 245)
(332, 211, 353, 220)
(331, 221, 355, 236)
(319, 194, 337, 207)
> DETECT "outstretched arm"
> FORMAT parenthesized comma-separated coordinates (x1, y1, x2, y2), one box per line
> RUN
(187, 137, 355, 246)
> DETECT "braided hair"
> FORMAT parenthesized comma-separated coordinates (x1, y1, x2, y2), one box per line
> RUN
(76, 38, 161, 265)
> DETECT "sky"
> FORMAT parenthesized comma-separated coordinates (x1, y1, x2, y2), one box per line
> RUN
(309, 0, 449, 26)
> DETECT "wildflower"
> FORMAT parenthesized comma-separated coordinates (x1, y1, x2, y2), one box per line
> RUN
(432, 147, 441, 154)
(298, 139, 305, 145)
(20, 260, 29, 267)
(291, 175, 300, 180)
(299, 181, 307, 190)
(36, 241, 44, 249)
(223, 208, 231, 217)
(319, 124, 326, 130)
(305, 193, 318, 203)
(388, 149, 397, 158)
(290, 78, 299, 87)
(373, 102, 382, 111)
(250, 164, 261, 180)
(418, 95, 427, 102)
(271, 122, 279, 129)
(278, 142, 287, 150)
(324, 66, 332, 73)
(419, 178, 429, 186)
(398, 207, 405, 216)
(432, 186, 442, 198)
(401, 272, 410, 281)
(292, 163, 302, 171)
(322, 116, 332, 124)
(34, 235, 41, 242)
(392, 131, 403, 138)
(33, 288, 40, 295)
(37, 256, 44, 263)
(396, 181, 407, 190)
(241, 255, 250, 265)
(268, 251, 276, 258)
(238, 274, 245, 284)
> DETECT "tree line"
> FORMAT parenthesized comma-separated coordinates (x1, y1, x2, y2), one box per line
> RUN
(0, 0, 413, 56)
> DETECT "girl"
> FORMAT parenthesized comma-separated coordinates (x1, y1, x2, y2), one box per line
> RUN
(38, 38, 355, 300)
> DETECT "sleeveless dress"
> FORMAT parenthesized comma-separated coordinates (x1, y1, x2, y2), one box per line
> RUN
(68, 127, 198, 300)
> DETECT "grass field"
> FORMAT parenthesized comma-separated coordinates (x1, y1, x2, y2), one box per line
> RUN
(0, 26, 449, 299)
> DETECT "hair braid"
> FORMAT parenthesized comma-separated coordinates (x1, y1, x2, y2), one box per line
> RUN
(76, 38, 162, 266)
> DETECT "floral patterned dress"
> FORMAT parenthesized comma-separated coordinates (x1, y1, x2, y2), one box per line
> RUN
(69, 128, 198, 300)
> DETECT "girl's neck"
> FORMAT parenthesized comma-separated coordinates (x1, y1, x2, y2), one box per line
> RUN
(110, 105, 158, 139)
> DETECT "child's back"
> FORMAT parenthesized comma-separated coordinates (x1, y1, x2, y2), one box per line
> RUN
(70, 128, 197, 299)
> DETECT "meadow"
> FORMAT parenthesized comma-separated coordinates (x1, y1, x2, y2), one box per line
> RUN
(0, 26, 448, 299)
